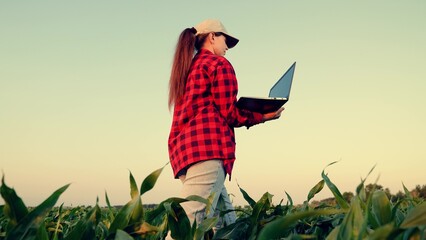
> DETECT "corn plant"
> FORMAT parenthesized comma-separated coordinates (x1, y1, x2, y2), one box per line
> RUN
(1, 162, 425, 240)
(256, 162, 426, 239)
(0, 175, 69, 240)
(0, 164, 217, 239)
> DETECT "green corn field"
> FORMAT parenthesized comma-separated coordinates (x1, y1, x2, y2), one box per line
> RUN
(1, 162, 425, 240)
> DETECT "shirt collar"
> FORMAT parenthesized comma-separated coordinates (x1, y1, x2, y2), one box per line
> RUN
(198, 48, 214, 55)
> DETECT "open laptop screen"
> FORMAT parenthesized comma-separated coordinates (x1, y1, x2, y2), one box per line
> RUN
(268, 62, 296, 99)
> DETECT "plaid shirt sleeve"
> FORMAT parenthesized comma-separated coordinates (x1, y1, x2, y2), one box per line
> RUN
(212, 59, 263, 128)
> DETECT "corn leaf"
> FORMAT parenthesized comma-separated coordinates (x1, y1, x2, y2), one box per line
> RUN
(185, 195, 209, 205)
(247, 192, 273, 239)
(6, 184, 70, 240)
(367, 223, 394, 240)
(204, 192, 216, 217)
(114, 229, 134, 240)
(129, 171, 139, 199)
(213, 220, 250, 240)
(322, 162, 350, 210)
(140, 165, 165, 196)
(285, 191, 293, 207)
(307, 179, 325, 202)
(391, 199, 406, 225)
(258, 208, 344, 239)
(0, 175, 29, 231)
(251, 192, 273, 225)
(400, 202, 426, 228)
(402, 182, 412, 199)
(337, 197, 364, 240)
(194, 216, 218, 240)
(52, 204, 63, 240)
(166, 202, 192, 240)
(326, 226, 340, 240)
(237, 182, 256, 208)
(115, 171, 144, 229)
(131, 221, 160, 237)
(105, 191, 115, 221)
(63, 205, 101, 240)
(109, 196, 143, 234)
(145, 197, 190, 223)
(36, 222, 49, 240)
(371, 191, 392, 226)
(367, 206, 380, 229)
(356, 164, 376, 202)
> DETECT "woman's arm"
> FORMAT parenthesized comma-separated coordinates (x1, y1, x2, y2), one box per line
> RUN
(212, 60, 283, 128)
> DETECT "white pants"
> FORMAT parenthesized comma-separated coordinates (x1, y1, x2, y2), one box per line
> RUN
(178, 160, 237, 227)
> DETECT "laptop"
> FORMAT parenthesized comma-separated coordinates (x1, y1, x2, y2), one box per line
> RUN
(236, 62, 296, 114)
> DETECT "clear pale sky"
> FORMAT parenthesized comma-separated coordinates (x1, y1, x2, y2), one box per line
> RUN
(1, 1, 425, 207)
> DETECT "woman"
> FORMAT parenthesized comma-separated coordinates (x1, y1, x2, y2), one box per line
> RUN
(168, 19, 283, 228)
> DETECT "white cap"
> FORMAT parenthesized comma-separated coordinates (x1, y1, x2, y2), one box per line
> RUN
(194, 19, 239, 48)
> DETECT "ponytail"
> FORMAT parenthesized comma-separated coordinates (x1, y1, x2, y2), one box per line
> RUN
(168, 28, 197, 109)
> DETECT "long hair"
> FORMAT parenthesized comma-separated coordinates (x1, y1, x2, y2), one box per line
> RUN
(168, 28, 209, 109)
(168, 28, 195, 109)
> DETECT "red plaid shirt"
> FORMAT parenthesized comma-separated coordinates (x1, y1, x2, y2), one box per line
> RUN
(168, 49, 263, 179)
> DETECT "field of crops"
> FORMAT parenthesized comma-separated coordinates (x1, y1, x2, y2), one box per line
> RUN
(1, 162, 425, 240)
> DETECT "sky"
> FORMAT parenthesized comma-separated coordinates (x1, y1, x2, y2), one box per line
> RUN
(1, 1, 425, 207)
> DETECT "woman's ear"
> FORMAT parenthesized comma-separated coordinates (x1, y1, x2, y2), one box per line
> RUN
(208, 32, 215, 43)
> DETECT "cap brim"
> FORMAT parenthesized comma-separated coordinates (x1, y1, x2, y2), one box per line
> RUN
(223, 33, 239, 48)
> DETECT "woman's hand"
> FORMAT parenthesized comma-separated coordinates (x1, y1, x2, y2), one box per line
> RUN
(262, 107, 284, 122)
